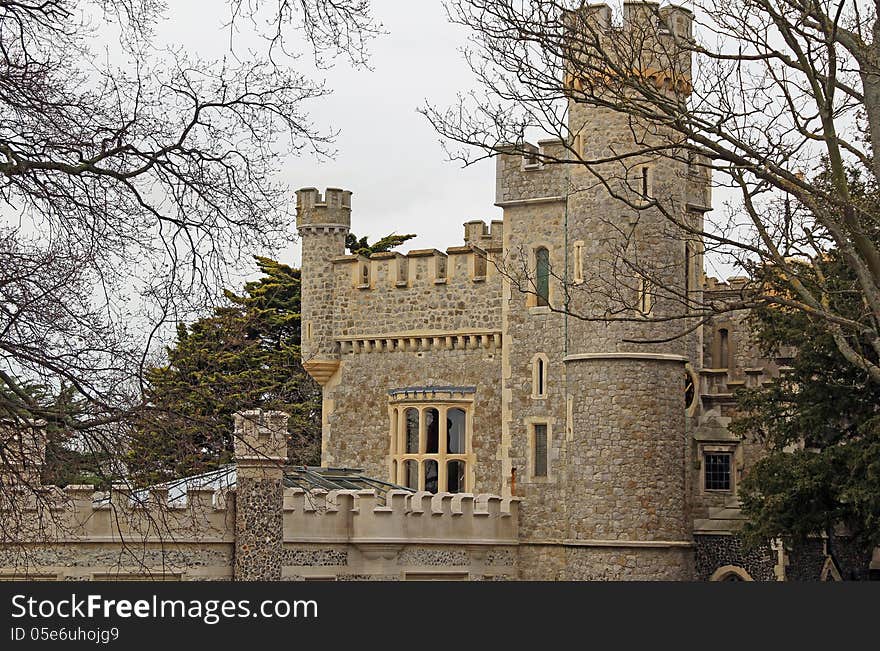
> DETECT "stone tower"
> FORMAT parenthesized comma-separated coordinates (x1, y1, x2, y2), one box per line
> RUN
(296, 187, 352, 388)
(497, 1, 706, 579)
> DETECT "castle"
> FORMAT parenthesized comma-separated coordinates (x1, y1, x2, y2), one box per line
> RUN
(1, 2, 875, 581)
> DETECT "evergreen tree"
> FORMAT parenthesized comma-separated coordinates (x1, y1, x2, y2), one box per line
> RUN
(346, 232, 416, 256)
(129, 257, 321, 485)
(733, 252, 880, 551)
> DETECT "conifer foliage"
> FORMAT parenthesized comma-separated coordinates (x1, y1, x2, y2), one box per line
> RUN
(129, 257, 320, 485)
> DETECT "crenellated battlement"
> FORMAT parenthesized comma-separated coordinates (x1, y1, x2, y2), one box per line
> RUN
(331, 236, 499, 289)
(296, 187, 352, 230)
(464, 219, 504, 251)
(282, 488, 519, 545)
(703, 275, 752, 293)
(495, 139, 571, 206)
(564, 2, 694, 95)
(4, 482, 234, 543)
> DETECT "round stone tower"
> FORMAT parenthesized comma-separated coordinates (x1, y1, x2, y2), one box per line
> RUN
(296, 187, 351, 386)
(559, 2, 698, 579)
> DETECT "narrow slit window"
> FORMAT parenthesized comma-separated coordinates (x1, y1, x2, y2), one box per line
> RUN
(535, 247, 550, 306)
(533, 424, 548, 477)
(474, 252, 487, 278)
(718, 328, 730, 369)
(637, 276, 653, 315)
(684, 243, 691, 296)
(573, 241, 584, 284)
(641, 166, 651, 197)
(533, 356, 548, 398)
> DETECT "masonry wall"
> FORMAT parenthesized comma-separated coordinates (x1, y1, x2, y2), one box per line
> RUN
(321, 347, 503, 493)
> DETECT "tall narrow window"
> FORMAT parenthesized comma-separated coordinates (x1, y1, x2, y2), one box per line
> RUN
(447, 408, 466, 454)
(533, 424, 548, 477)
(718, 328, 730, 369)
(684, 243, 691, 297)
(641, 166, 651, 197)
(447, 460, 465, 494)
(532, 355, 548, 398)
(404, 460, 419, 490)
(573, 240, 584, 284)
(473, 251, 487, 278)
(424, 460, 439, 494)
(425, 408, 439, 454)
(637, 276, 653, 315)
(405, 408, 419, 454)
(535, 247, 550, 307)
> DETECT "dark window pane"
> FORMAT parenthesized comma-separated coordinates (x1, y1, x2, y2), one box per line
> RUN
(534, 424, 548, 477)
(425, 408, 439, 454)
(405, 408, 419, 453)
(704, 453, 731, 490)
(537, 358, 545, 396)
(447, 460, 465, 493)
(404, 460, 419, 490)
(536, 248, 550, 306)
(447, 408, 466, 454)
(424, 460, 438, 494)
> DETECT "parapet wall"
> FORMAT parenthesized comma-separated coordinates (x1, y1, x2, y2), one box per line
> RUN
(282, 489, 519, 545)
(495, 139, 570, 205)
(328, 229, 503, 340)
(0, 483, 520, 580)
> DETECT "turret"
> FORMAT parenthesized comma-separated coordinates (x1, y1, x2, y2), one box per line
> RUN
(495, 2, 705, 579)
(296, 187, 351, 386)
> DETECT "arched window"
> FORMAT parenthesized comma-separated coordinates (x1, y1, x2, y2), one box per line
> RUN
(532, 354, 549, 398)
(535, 247, 550, 306)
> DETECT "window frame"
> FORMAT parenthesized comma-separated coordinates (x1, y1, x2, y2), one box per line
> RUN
(389, 397, 475, 494)
(699, 443, 739, 494)
(535, 246, 551, 307)
(525, 418, 555, 482)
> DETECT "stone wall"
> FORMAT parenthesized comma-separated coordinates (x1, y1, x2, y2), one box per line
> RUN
(321, 346, 503, 493)
(694, 534, 777, 581)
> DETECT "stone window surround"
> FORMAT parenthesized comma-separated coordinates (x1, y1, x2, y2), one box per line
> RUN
(711, 322, 736, 371)
(636, 274, 654, 317)
(526, 242, 554, 309)
(572, 239, 585, 285)
(708, 565, 753, 581)
(698, 442, 740, 494)
(388, 391, 475, 494)
(525, 416, 556, 483)
(531, 352, 550, 399)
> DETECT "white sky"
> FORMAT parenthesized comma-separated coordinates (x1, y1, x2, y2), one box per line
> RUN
(162, 0, 501, 271)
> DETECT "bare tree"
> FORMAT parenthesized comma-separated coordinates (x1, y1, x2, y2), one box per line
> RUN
(423, 0, 880, 379)
(0, 0, 378, 551)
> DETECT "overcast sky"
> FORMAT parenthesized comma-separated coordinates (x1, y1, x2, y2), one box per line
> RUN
(162, 1, 501, 271)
